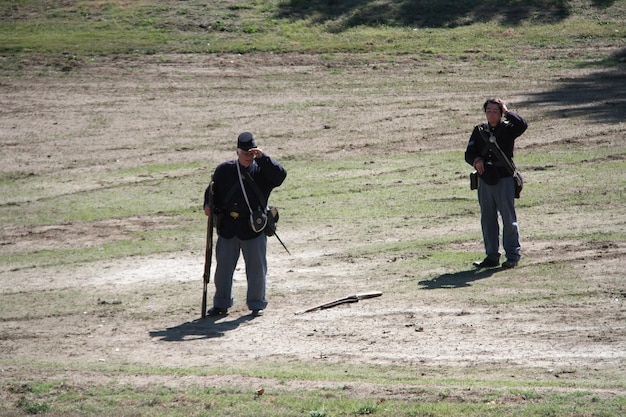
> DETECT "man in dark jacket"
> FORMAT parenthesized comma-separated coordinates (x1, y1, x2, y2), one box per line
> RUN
(204, 132, 287, 316)
(465, 99, 528, 269)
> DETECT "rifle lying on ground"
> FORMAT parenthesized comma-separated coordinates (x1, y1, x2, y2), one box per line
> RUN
(294, 291, 382, 315)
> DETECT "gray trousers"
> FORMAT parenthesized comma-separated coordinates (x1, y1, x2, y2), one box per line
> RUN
(213, 233, 268, 311)
(477, 176, 521, 262)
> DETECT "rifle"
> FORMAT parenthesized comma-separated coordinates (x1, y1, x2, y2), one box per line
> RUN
(201, 181, 215, 319)
(294, 291, 382, 315)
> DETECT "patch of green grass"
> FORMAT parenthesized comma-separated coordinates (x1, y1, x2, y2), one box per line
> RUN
(280, 151, 474, 222)
(0, 161, 205, 210)
(2, 356, 624, 416)
(3, 373, 625, 417)
(2, 140, 624, 272)
(0, 218, 201, 270)
(1, 1, 624, 64)
(0, 173, 203, 228)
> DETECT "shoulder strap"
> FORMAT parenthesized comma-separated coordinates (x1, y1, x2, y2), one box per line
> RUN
(236, 162, 268, 212)
(478, 124, 517, 175)
(241, 167, 268, 208)
(236, 162, 255, 215)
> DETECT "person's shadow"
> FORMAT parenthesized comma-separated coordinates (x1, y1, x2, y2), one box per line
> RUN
(149, 314, 256, 342)
(418, 267, 503, 289)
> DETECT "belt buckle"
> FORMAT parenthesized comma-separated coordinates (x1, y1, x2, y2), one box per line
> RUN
(229, 211, 239, 219)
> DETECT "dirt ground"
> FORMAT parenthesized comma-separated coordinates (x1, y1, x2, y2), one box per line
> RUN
(1, 52, 625, 403)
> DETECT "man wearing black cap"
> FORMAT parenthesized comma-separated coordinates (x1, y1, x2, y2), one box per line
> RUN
(203, 132, 287, 317)
(465, 99, 528, 269)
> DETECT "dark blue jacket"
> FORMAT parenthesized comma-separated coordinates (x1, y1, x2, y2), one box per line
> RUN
(465, 111, 528, 184)
(205, 155, 287, 240)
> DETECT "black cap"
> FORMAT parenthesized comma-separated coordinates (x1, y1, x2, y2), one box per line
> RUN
(237, 132, 257, 151)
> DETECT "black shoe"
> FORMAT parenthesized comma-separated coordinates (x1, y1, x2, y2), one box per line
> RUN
(502, 259, 519, 269)
(207, 307, 228, 316)
(473, 259, 500, 268)
(250, 309, 264, 317)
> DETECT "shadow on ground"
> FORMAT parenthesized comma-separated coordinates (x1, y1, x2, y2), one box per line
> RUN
(275, 0, 617, 29)
(520, 53, 626, 125)
(418, 267, 503, 289)
(149, 315, 256, 341)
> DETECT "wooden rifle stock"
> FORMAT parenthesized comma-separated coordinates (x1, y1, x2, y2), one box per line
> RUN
(201, 181, 215, 318)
